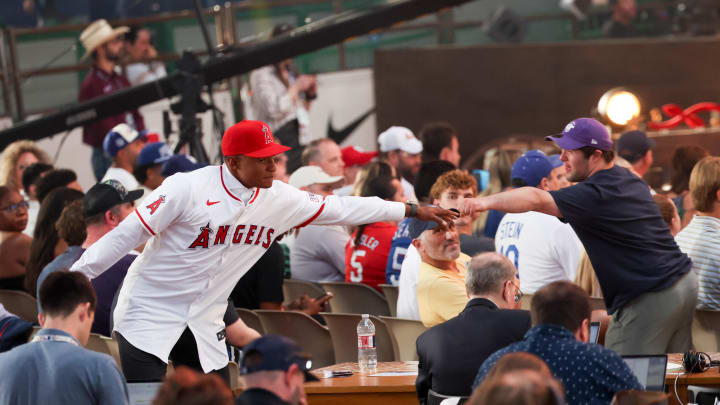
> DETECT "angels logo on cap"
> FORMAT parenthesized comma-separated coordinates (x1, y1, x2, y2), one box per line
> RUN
(222, 120, 291, 158)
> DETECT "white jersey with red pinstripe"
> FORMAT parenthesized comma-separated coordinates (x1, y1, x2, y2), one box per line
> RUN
(71, 163, 405, 372)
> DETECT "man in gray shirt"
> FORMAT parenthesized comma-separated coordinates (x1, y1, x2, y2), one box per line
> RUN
(288, 166, 349, 282)
(0, 271, 129, 405)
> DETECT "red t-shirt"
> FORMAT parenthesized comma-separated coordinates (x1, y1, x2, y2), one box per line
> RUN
(345, 222, 397, 291)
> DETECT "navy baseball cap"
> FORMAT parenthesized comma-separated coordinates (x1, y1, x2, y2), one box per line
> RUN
(83, 179, 143, 217)
(103, 123, 147, 157)
(240, 335, 319, 382)
(161, 154, 207, 177)
(616, 130, 655, 163)
(137, 142, 173, 167)
(545, 118, 613, 151)
(548, 154, 563, 169)
(511, 150, 553, 188)
(407, 207, 458, 239)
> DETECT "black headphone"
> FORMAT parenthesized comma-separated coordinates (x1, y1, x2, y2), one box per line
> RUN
(682, 350, 720, 372)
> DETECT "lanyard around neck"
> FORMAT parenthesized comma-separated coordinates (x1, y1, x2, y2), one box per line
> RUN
(31, 334, 79, 347)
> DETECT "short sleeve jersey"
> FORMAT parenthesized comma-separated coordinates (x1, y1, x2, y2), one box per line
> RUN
(549, 166, 692, 314)
(345, 222, 397, 291)
(385, 218, 412, 286)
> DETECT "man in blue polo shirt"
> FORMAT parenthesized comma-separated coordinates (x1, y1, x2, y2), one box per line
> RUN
(461, 118, 695, 355)
(0, 271, 128, 405)
(473, 281, 641, 405)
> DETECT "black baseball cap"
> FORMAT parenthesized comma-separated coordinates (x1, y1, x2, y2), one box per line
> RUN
(240, 335, 319, 382)
(83, 179, 144, 217)
(616, 130, 656, 163)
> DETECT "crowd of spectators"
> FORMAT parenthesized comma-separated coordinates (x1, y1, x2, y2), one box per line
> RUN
(0, 15, 718, 405)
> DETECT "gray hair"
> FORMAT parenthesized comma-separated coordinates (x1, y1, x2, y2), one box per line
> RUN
(466, 252, 516, 296)
(301, 138, 334, 166)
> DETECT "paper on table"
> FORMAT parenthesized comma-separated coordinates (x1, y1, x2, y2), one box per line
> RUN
(667, 362, 683, 372)
(369, 371, 418, 377)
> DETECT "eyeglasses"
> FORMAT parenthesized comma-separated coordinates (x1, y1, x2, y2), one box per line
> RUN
(511, 278, 523, 304)
(0, 200, 28, 213)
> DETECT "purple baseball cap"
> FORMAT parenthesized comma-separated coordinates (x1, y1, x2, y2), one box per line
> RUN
(545, 118, 613, 151)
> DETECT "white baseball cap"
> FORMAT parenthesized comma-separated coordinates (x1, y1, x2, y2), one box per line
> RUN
(289, 166, 344, 189)
(378, 126, 423, 154)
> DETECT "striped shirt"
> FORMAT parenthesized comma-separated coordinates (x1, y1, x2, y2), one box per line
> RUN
(675, 215, 720, 310)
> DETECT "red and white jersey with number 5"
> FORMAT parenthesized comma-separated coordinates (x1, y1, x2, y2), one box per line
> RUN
(345, 221, 397, 291)
(71, 164, 405, 372)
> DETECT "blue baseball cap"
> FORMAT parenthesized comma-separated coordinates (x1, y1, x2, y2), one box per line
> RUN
(616, 130, 655, 163)
(545, 118, 613, 151)
(511, 150, 553, 188)
(407, 207, 458, 239)
(103, 123, 147, 157)
(161, 154, 207, 177)
(548, 154, 563, 169)
(137, 143, 173, 167)
(240, 335, 319, 382)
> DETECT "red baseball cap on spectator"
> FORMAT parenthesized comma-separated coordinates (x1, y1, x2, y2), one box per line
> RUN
(222, 120, 290, 158)
(341, 146, 378, 167)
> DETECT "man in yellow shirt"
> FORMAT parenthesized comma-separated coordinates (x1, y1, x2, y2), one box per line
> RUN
(409, 215, 470, 327)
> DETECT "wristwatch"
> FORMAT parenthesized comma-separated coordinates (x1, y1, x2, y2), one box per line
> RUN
(406, 201, 418, 217)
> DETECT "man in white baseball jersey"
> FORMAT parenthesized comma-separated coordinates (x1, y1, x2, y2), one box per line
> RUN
(495, 150, 582, 294)
(71, 120, 455, 382)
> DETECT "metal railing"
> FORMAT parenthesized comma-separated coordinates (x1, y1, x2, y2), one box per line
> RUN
(0, 0, 680, 123)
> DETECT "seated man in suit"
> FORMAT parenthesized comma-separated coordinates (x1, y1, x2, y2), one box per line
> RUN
(473, 281, 641, 405)
(0, 271, 128, 405)
(415, 252, 531, 404)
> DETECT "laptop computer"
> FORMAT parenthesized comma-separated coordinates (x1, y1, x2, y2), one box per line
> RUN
(589, 322, 600, 344)
(127, 380, 164, 404)
(622, 355, 668, 392)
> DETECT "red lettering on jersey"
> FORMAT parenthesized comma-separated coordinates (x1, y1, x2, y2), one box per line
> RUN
(232, 225, 245, 244)
(214, 225, 230, 245)
(188, 223, 213, 249)
(262, 228, 275, 248)
(146, 195, 166, 215)
(254, 226, 266, 245)
(244, 225, 257, 245)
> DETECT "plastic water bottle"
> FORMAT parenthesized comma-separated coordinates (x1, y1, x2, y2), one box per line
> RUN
(357, 314, 377, 373)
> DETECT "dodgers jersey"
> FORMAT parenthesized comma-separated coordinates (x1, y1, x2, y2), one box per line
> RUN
(495, 211, 582, 294)
(71, 164, 405, 372)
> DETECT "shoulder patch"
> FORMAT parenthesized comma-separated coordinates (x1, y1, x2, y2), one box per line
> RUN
(307, 192, 321, 203)
(146, 195, 166, 215)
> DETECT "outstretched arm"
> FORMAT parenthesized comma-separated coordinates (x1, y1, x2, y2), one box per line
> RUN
(461, 187, 561, 218)
(70, 213, 151, 279)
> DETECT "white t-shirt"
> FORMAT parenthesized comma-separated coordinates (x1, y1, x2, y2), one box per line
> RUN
(23, 199, 39, 237)
(71, 164, 405, 372)
(495, 211, 583, 294)
(126, 62, 168, 86)
(396, 243, 421, 320)
(101, 167, 142, 194)
(401, 177, 417, 202)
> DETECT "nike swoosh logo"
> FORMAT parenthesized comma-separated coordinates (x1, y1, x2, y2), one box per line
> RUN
(206, 200, 220, 206)
(326, 107, 375, 144)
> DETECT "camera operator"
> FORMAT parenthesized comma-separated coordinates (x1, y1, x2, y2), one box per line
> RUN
(249, 23, 317, 173)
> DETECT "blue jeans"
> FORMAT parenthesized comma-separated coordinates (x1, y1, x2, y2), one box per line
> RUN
(91, 147, 112, 181)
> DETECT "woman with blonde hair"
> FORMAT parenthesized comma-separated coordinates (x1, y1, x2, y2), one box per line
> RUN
(0, 140, 51, 193)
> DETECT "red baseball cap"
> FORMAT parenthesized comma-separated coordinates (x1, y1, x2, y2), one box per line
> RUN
(222, 120, 291, 158)
(341, 146, 378, 167)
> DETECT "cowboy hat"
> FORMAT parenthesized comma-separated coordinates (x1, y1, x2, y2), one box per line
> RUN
(79, 19, 129, 61)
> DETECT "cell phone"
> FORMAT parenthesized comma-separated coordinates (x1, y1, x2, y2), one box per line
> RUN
(315, 292, 333, 300)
